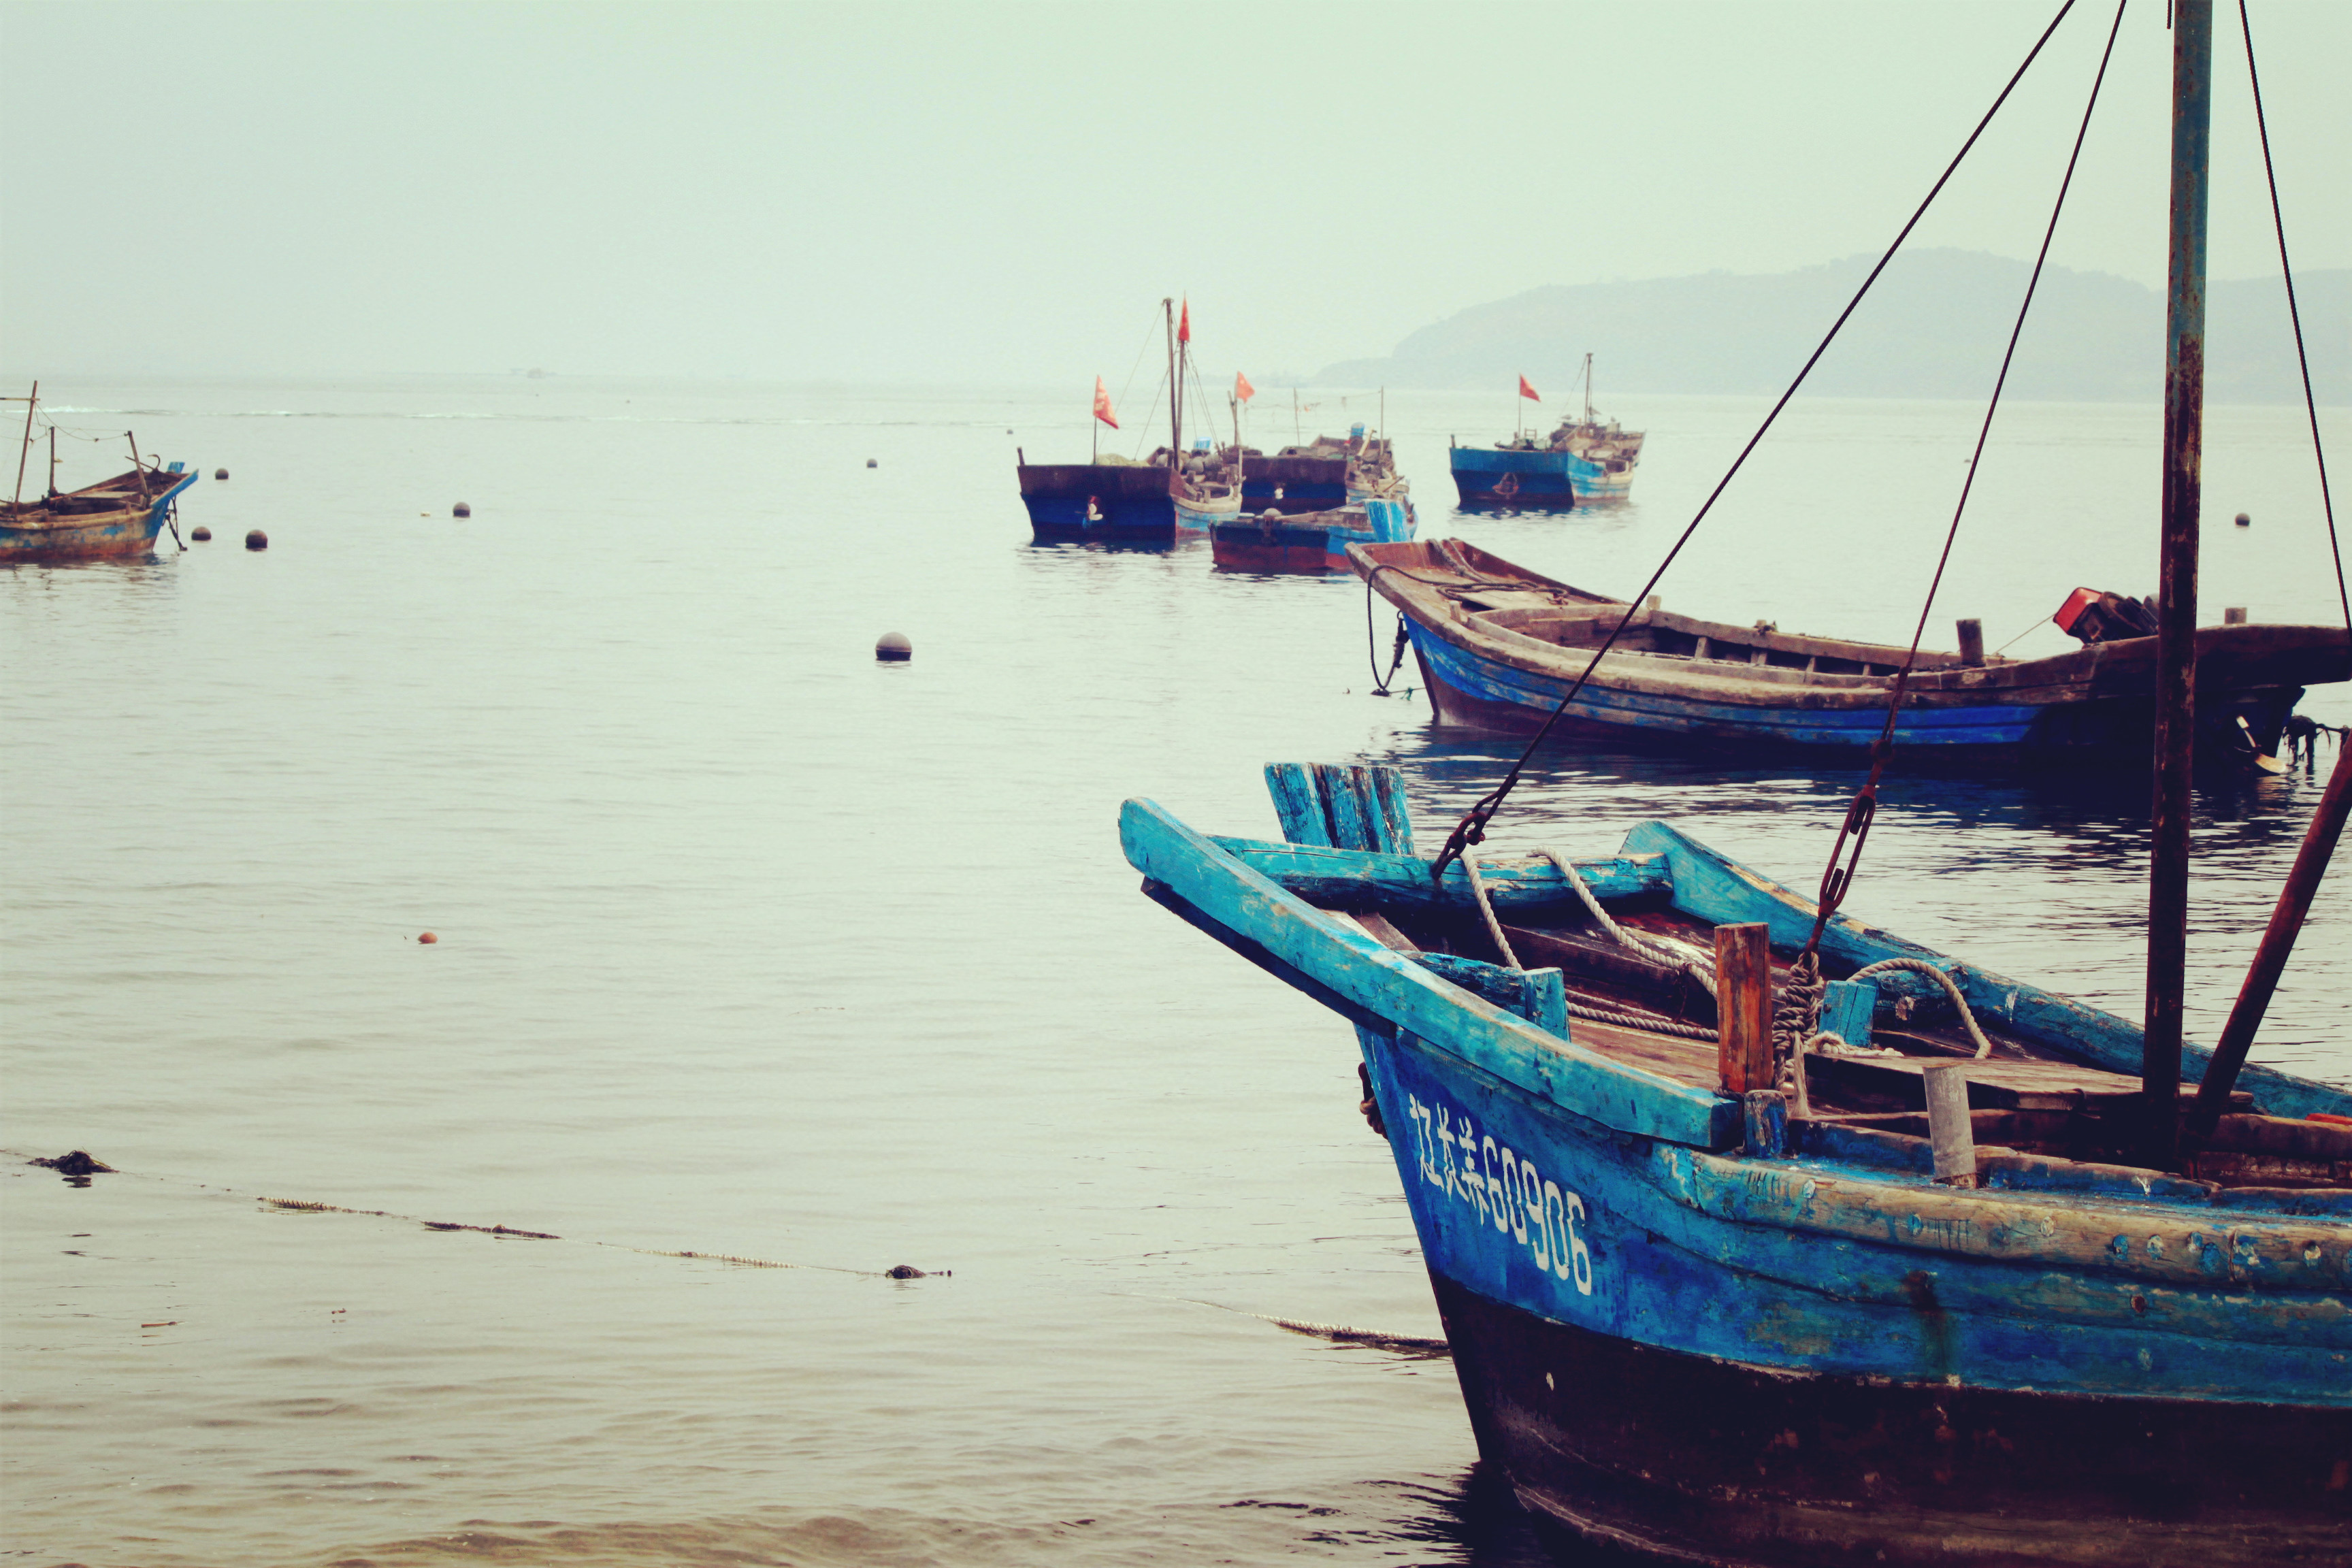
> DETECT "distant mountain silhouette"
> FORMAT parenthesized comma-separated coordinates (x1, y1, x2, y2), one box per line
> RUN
(1316, 248, 2348, 404)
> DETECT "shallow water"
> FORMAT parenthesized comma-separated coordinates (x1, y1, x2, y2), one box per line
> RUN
(3, 377, 2347, 1566)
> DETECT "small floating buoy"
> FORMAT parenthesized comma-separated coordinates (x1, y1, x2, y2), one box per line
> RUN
(190, 525, 212, 542)
(418, 932, 438, 945)
(244, 529, 268, 551)
(30, 1150, 115, 1176)
(213, 468, 229, 481)
(885, 1264, 927, 1279)
(2235, 512, 2251, 527)
(2225, 606, 2249, 625)
(866, 459, 878, 469)
(875, 632, 912, 663)
(453, 502, 471, 518)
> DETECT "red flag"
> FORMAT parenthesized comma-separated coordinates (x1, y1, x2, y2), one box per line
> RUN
(1518, 374, 1541, 402)
(1092, 376, 1118, 429)
(1234, 372, 1255, 403)
(1178, 299, 1191, 344)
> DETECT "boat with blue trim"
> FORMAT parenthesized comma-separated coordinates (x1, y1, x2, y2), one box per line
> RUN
(1, 387, 198, 563)
(1210, 496, 1417, 574)
(1449, 362, 1644, 509)
(1350, 536, 2348, 763)
(1120, 757, 2352, 1566)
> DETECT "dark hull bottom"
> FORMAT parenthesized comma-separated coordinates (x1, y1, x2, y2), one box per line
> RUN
(1241, 483, 1348, 515)
(1022, 495, 1177, 541)
(1414, 650, 2309, 765)
(1, 519, 167, 561)
(1452, 480, 1575, 508)
(1429, 1273, 2352, 1568)
(1211, 538, 1342, 572)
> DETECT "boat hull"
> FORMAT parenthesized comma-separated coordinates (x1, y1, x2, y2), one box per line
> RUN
(1241, 454, 1349, 515)
(1211, 499, 1414, 574)
(1431, 1272, 2352, 1568)
(0, 468, 196, 563)
(1017, 463, 1177, 540)
(1405, 625, 2315, 760)
(1360, 1022, 2352, 1568)
(1450, 446, 1576, 507)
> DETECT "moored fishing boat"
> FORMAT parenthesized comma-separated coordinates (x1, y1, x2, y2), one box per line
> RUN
(1120, 757, 2352, 1567)
(1210, 497, 1416, 574)
(1351, 536, 2348, 764)
(1448, 366, 1644, 510)
(1242, 424, 1407, 515)
(1, 385, 199, 563)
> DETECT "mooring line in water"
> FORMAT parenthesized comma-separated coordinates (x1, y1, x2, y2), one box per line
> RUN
(0, 1153, 945, 1279)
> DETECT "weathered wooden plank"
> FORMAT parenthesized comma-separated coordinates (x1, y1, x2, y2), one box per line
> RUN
(1313, 762, 1379, 851)
(1262, 763, 1331, 847)
(1716, 923, 1772, 1095)
(1122, 797, 1737, 1148)
(1205, 835, 1669, 914)
(1366, 767, 1416, 856)
(1618, 819, 2352, 1122)
(1819, 978, 1877, 1048)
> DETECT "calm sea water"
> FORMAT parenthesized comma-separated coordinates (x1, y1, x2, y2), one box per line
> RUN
(3, 377, 2347, 1567)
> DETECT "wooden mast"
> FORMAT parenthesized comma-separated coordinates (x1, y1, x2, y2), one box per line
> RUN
(11, 381, 35, 504)
(1164, 298, 1180, 493)
(2144, 0, 2212, 1170)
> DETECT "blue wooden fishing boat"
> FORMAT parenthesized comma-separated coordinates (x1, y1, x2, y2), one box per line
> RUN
(1, 385, 198, 563)
(1242, 425, 1407, 516)
(1353, 537, 2349, 764)
(1126, 7, 2352, 1560)
(1448, 364, 1644, 510)
(1120, 759, 2352, 1566)
(1016, 454, 1179, 539)
(1210, 497, 1416, 574)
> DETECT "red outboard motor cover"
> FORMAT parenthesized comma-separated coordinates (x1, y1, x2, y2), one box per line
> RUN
(2054, 587, 2158, 644)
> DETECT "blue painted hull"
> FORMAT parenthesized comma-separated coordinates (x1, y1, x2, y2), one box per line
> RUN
(1211, 498, 1415, 574)
(1016, 461, 1177, 539)
(1449, 446, 1575, 506)
(1119, 775, 2352, 1565)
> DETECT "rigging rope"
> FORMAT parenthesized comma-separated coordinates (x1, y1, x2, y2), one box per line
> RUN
(1791, 0, 2127, 964)
(2237, 0, 2347, 633)
(1426, 0, 2081, 888)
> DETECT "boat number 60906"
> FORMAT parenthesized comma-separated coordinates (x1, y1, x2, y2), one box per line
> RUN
(1402, 1092, 1594, 1294)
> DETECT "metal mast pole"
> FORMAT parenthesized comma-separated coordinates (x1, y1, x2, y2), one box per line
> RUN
(2144, 0, 2212, 1170)
(12, 382, 36, 504)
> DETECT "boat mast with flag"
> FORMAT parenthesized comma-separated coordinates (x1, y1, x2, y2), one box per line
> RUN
(1164, 297, 1244, 532)
(1015, 324, 1183, 541)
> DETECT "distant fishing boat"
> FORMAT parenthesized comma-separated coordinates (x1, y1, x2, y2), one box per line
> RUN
(1166, 300, 1243, 532)
(1242, 421, 1407, 515)
(1352, 536, 2348, 764)
(0, 385, 198, 563)
(1449, 362, 1644, 508)
(1210, 497, 1416, 574)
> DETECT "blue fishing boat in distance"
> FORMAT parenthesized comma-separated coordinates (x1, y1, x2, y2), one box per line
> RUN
(1211, 497, 1416, 574)
(1120, 760, 2352, 1566)
(1449, 361, 1644, 509)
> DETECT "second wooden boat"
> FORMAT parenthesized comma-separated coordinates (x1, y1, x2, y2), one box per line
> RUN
(1351, 537, 2349, 764)
(1210, 497, 1416, 574)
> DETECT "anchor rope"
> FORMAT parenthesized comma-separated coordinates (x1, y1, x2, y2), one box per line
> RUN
(2237, 0, 2347, 634)
(1427, 0, 2082, 889)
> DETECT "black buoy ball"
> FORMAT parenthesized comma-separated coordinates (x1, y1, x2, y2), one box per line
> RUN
(244, 529, 268, 551)
(866, 459, 878, 469)
(190, 525, 212, 542)
(875, 632, 912, 663)
(453, 502, 472, 518)
(2235, 512, 2251, 527)
(213, 468, 229, 481)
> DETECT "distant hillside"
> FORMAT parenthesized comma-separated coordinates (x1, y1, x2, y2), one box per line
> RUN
(1316, 248, 2349, 404)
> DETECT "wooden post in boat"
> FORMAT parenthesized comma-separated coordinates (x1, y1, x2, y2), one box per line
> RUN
(11, 380, 35, 504)
(1714, 923, 1772, 1096)
(1957, 619, 1985, 666)
(1923, 1063, 1978, 1187)
(2187, 745, 2352, 1140)
(2144, 0, 2213, 1171)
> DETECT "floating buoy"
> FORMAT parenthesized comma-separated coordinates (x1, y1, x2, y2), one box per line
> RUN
(418, 932, 438, 945)
(885, 1264, 928, 1279)
(875, 632, 912, 663)
(244, 529, 268, 551)
(2235, 512, 2251, 527)
(2225, 606, 2249, 625)
(866, 459, 878, 469)
(213, 468, 229, 481)
(453, 502, 471, 518)
(190, 525, 212, 542)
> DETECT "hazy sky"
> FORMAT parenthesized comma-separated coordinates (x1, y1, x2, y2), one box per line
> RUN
(3, 1, 2345, 387)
